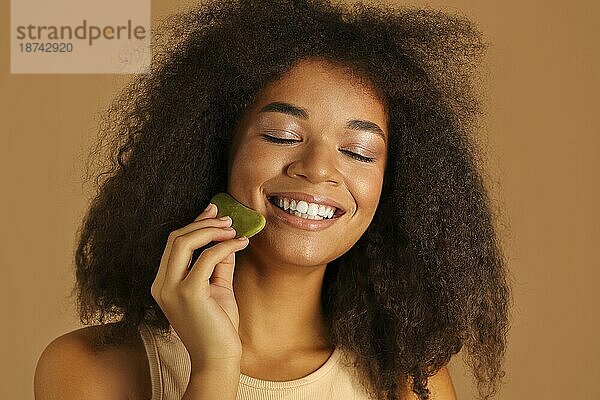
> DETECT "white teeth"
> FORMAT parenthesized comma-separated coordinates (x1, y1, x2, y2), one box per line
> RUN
(297, 200, 309, 214)
(307, 203, 319, 216)
(318, 204, 327, 216)
(272, 196, 338, 219)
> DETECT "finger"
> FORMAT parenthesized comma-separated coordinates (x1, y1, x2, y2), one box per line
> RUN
(185, 236, 249, 287)
(183, 217, 233, 270)
(152, 216, 232, 292)
(180, 216, 233, 236)
(163, 227, 237, 287)
(195, 202, 218, 221)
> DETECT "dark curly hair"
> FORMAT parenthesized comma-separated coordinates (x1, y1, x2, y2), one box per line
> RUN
(72, 1, 512, 399)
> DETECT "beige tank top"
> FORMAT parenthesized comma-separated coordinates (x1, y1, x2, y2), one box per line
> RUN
(138, 321, 375, 399)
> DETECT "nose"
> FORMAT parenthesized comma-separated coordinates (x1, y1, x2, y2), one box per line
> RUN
(286, 140, 343, 185)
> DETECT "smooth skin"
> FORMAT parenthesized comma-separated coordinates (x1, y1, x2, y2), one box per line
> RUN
(34, 59, 457, 399)
(227, 59, 390, 379)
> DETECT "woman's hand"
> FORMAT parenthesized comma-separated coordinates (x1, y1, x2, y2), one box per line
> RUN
(151, 203, 249, 366)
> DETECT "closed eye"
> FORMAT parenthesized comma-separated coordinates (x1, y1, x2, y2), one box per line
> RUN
(260, 134, 376, 163)
(260, 135, 298, 144)
(340, 150, 375, 163)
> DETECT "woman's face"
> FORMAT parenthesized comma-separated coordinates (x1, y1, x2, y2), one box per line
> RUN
(227, 58, 388, 266)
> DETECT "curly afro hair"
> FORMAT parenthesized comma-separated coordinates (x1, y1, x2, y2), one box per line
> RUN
(73, 1, 512, 399)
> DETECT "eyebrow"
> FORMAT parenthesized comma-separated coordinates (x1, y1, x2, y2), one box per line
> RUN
(258, 101, 387, 143)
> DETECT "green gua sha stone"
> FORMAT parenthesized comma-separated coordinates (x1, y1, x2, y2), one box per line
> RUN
(210, 192, 266, 238)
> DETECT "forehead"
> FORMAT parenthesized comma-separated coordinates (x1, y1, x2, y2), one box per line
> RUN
(249, 59, 388, 134)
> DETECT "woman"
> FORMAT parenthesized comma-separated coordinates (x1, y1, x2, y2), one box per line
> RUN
(35, 0, 511, 399)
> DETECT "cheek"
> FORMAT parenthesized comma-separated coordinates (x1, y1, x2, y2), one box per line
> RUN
(351, 170, 385, 213)
(228, 141, 280, 188)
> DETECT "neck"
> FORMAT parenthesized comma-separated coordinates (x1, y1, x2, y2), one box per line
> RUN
(233, 248, 332, 357)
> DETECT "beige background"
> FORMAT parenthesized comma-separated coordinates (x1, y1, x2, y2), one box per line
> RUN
(1, 0, 598, 399)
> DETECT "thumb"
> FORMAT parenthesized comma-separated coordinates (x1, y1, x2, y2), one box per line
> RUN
(209, 251, 237, 291)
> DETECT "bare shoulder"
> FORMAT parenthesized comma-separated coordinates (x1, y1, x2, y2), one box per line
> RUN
(404, 366, 457, 400)
(34, 323, 151, 400)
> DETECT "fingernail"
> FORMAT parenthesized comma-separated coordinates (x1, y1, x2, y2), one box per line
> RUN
(204, 203, 214, 212)
(224, 227, 235, 231)
(218, 216, 231, 221)
(236, 236, 248, 241)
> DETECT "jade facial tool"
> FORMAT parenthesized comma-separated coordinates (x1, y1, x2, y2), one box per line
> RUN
(210, 192, 266, 239)
(188, 193, 266, 271)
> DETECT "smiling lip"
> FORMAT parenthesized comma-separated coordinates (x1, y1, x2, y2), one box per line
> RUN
(266, 192, 347, 214)
(264, 195, 343, 231)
